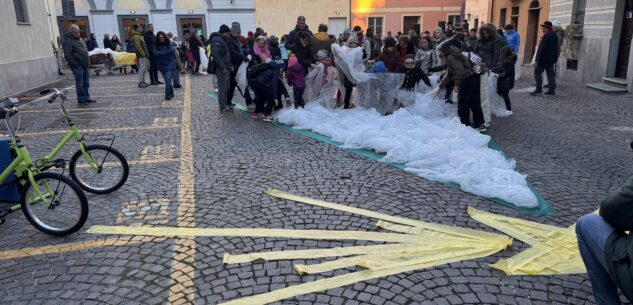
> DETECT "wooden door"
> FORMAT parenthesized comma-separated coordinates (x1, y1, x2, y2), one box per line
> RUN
(616, 0, 633, 78)
(524, 8, 540, 64)
(180, 18, 204, 38)
(120, 17, 147, 41)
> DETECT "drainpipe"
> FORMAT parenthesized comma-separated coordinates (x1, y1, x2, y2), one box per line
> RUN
(490, 0, 494, 25)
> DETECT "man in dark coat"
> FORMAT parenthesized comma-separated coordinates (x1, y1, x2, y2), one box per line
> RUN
(103, 33, 113, 50)
(226, 21, 249, 106)
(86, 33, 98, 51)
(144, 24, 161, 85)
(577, 164, 633, 305)
(531, 21, 560, 96)
(63, 24, 94, 105)
(285, 16, 313, 52)
(211, 25, 234, 112)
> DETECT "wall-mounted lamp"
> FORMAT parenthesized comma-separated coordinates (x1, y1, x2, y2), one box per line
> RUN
(335, 10, 340, 15)
(130, 10, 136, 15)
(188, 10, 193, 14)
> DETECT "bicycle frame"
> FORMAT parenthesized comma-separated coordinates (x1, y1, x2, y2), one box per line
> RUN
(36, 124, 99, 171)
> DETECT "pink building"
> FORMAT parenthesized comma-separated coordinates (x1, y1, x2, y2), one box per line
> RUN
(352, 0, 465, 36)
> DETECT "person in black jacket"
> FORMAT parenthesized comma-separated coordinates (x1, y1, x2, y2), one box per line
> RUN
(399, 54, 431, 90)
(294, 31, 315, 75)
(494, 46, 516, 114)
(226, 22, 248, 106)
(249, 59, 285, 122)
(531, 21, 559, 96)
(62, 24, 95, 105)
(577, 166, 633, 305)
(86, 33, 98, 51)
(103, 34, 113, 50)
(211, 25, 234, 112)
(285, 16, 313, 52)
(144, 24, 162, 85)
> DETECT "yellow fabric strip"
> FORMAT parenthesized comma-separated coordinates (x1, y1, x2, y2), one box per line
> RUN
(223, 243, 415, 264)
(220, 243, 508, 305)
(88, 225, 430, 244)
(267, 189, 507, 242)
(376, 220, 512, 246)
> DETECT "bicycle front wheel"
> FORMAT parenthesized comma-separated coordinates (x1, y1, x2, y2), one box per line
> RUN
(21, 172, 89, 236)
(69, 144, 129, 194)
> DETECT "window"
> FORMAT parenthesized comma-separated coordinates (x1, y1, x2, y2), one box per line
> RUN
(62, 0, 75, 18)
(403, 16, 420, 33)
(368, 17, 384, 36)
(511, 7, 519, 30)
(573, 0, 586, 24)
(499, 8, 507, 28)
(448, 15, 461, 25)
(13, 0, 29, 23)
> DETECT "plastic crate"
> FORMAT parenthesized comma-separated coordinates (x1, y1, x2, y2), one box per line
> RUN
(0, 139, 20, 202)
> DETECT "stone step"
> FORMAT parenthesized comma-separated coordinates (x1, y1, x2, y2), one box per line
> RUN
(586, 82, 629, 94)
(602, 77, 628, 88)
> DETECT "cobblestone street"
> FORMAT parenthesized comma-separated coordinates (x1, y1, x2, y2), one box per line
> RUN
(1, 71, 632, 305)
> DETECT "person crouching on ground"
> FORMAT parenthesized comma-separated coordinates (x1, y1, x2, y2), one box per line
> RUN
(156, 31, 178, 101)
(437, 43, 486, 132)
(576, 166, 633, 305)
(494, 45, 516, 116)
(287, 54, 306, 109)
(211, 24, 234, 112)
(399, 54, 431, 91)
(250, 59, 285, 121)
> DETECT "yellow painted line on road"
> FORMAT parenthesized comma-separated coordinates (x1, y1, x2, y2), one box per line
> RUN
(22, 105, 181, 114)
(17, 125, 179, 137)
(0, 236, 164, 260)
(168, 73, 198, 304)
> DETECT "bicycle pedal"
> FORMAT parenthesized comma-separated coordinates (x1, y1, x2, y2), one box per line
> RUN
(52, 159, 67, 168)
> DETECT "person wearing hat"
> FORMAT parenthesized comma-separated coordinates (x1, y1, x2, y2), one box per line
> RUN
(224, 21, 248, 106)
(353, 26, 372, 59)
(399, 54, 432, 90)
(311, 24, 332, 59)
(531, 20, 559, 96)
(211, 24, 234, 112)
(339, 28, 351, 46)
(376, 36, 401, 73)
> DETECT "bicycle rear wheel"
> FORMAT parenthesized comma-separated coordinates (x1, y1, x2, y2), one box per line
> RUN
(21, 172, 89, 236)
(69, 144, 129, 194)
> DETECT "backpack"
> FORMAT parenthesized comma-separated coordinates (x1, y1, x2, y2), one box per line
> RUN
(247, 63, 270, 80)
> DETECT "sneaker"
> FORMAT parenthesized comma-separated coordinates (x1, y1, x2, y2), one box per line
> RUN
(262, 115, 274, 122)
(251, 112, 261, 119)
(165, 96, 171, 100)
(150, 82, 159, 85)
(138, 83, 148, 88)
(544, 90, 555, 96)
(504, 110, 513, 116)
(475, 126, 487, 133)
(174, 84, 182, 88)
(78, 101, 89, 106)
(220, 106, 233, 112)
(530, 90, 542, 96)
(444, 99, 454, 104)
(86, 99, 97, 103)
(285, 98, 291, 107)
(157, 81, 164, 84)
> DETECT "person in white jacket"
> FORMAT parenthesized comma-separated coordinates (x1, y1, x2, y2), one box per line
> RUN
(352, 26, 372, 59)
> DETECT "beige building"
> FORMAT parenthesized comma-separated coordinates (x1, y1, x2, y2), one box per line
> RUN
(254, 0, 350, 38)
(1, 0, 59, 99)
(550, 0, 633, 92)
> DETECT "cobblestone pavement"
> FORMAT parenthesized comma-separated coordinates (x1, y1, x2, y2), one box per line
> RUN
(1, 70, 632, 305)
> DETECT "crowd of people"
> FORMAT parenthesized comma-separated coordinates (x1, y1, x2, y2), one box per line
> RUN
(61, 16, 561, 129)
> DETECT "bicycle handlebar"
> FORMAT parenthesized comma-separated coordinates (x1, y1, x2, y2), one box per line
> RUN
(41, 88, 71, 118)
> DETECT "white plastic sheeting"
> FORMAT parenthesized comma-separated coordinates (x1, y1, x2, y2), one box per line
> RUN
(236, 62, 249, 90)
(276, 91, 538, 208)
(199, 47, 209, 74)
(302, 63, 339, 108)
(488, 73, 512, 117)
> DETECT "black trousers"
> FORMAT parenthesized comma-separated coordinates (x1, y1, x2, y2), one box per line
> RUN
(534, 63, 556, 92)
(343, 78, 355, 109)
(251, 81, 274, 115)
(227, 68, 238, 105)
(497, 89, 512, 111)
(149, 56, 159, 83)
(193, 48, 201, 73)
(457, 74, 484, 128)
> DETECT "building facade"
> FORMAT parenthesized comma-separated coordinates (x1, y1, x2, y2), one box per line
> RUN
(351, 0, 464, 37)
(254, 0, 350, 38)
(550, 0, 633, 90)
(54, 0, 255, 45)
(465, 0, 550, 65)
(1, 0, 59, 99)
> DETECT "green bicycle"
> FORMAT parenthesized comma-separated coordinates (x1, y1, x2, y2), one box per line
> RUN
(0, 97, 88, 236)
(38, 89, 129, 194)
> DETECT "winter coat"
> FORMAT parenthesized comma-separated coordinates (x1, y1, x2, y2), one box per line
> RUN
(399, 62, 431, 89)
(156, 42, 177, 72)
(464, 36, 478, 52)
(311, 32, 332, 58)
(438, 45, 473, 89)
(86, 38, 98, 51)
(62, 32, 89, 68)
(287, 63, 306, 89)
(132, 30, 148, 58)
(415, 48, 437, 71)
(285, 25, 313, 52)
(477, 36, 505, 70)
(432, 36, 447, 49)
(397, 44, 415, 63)
(377, 49, 402, 73)
(293, 42, 314, 73)
(110, 39, 123, 51)
(143, 31, 157, 58)
(505, 31, 521, 53)
(227, 35, 246, 68)
(103, 38, 113, 50)
(253, 43, 272, 60)
(535, 31, 560, 65)
(600, 175, 633, 302)
(495, 54, 517, 91)
(210, 33, 231, 72)
(125, 40, 135, 53)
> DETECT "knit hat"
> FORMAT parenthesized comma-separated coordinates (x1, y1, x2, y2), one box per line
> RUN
(403, 54, 415, 69)
(353, 25, 362, 33)
(255, 35, 266, 43)
(247, 31, 254, 38)
(343, 28, 351, 35)
(374, 61, 386, 73)
(288, 54, 298, 67)
(316, 49, 329, 59)
(346, 34, 359, 47)
(231, 22, 241, 34)
(219, 24, 231, 34)
(384, 36, 397, 48)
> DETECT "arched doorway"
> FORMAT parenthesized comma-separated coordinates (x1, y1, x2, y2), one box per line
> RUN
(524, 1, 541, 64)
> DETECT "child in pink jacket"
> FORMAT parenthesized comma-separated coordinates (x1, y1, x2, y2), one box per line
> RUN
(286, 54, 306, 108)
